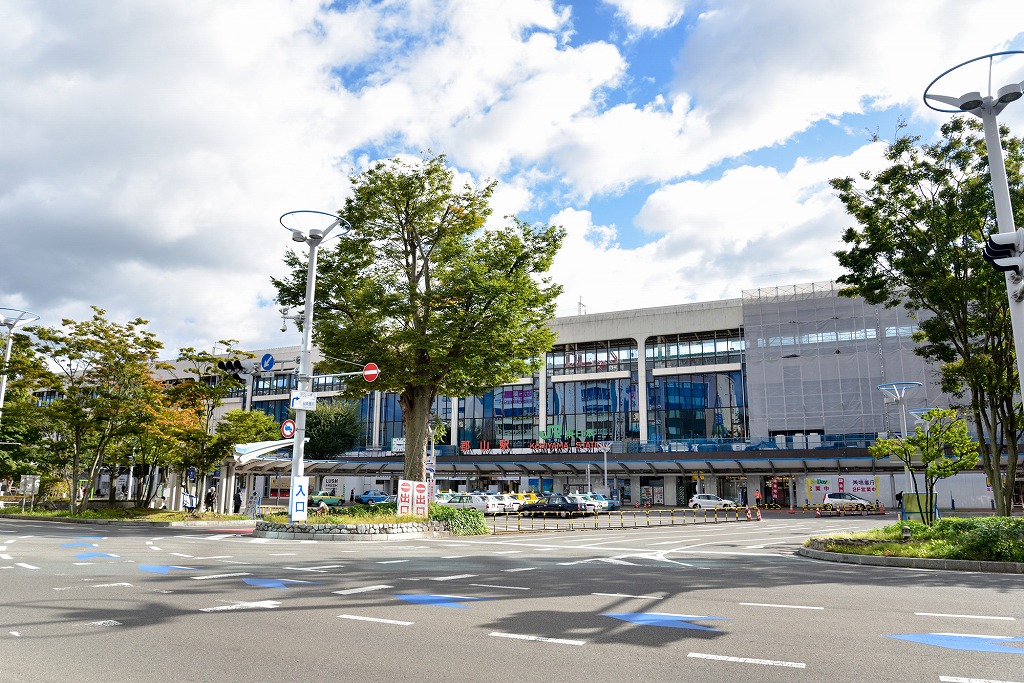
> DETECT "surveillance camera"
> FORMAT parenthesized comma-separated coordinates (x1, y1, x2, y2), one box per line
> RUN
(280, 321, 288, 333)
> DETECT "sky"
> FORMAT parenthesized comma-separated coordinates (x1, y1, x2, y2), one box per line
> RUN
(4, 0, 1024, 358)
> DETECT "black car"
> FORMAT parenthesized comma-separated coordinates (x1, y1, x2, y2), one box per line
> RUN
(518, 495, 584, 517)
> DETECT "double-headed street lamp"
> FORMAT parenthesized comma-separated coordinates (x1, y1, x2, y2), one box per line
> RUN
(0, 308, 40, 428)
(279, 210, 351, 523)
(925, 51, 1024, 399)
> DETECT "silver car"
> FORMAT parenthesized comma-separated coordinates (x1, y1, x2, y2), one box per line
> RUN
(688, 493, 737, 509)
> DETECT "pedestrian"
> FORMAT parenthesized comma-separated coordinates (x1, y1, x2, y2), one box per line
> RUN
(233, 489, 242, 514)
(205, 485, 216, 512)
(754, 490, 762, 506)
(896, 491, 904, 507)
(349, 489, 355, 503)
(157, 496, 166, 510)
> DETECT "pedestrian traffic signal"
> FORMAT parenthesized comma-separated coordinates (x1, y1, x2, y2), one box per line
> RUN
(983, 229, 1024, 275)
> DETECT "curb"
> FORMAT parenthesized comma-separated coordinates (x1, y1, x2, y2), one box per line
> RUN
(0, 514, 256, 528)
(797, 546, 1024, 574)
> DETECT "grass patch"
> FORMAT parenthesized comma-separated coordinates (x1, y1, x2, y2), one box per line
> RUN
(0, 505, 247, 523)
(810, 517, 1024, 562)
(265, 501, 490, 536)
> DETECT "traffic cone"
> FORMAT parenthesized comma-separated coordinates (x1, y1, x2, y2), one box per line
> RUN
(815, 508, 821, 518)
(755, 507, 762, 521)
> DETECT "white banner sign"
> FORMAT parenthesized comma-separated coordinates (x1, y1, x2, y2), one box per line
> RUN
(291, 476, 310, 521)
(397, 479, 429, 517)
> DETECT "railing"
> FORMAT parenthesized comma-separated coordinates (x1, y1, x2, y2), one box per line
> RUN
(488, 506, 761, 532)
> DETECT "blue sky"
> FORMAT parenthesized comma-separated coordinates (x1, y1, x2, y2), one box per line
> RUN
(3, 0, 1024, 353)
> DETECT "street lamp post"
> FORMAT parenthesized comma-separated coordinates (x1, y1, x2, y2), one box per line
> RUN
(0, 308, 40, 428)
(279, 211, 351, 523)
(925, 51, 1024, 399)
(877, 381, 922, 497)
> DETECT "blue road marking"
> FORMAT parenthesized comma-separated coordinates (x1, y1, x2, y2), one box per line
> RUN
(889, 633, 1024, 654)
(603, 612, 730, 632)
(139, 565, 198, 574)
(75, 552, 120, 560)
(242, 578, 317, 589)
(62, 542, 98, 548)
(396, 594, 489, 609)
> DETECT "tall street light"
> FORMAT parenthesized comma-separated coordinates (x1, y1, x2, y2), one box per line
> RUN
(877, 381, 922, 496)
(925, 51, 1024, 399)
(0, 308, 40, 428)
(279, 210, 351, 523)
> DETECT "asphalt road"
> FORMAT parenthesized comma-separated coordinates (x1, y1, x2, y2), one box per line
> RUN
(1, 513, 1022, 683)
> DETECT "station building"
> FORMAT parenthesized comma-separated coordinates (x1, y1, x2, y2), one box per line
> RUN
(201, 281, 1011, 511)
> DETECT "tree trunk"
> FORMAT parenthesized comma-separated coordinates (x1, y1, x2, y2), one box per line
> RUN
(399, 385, 436, 482)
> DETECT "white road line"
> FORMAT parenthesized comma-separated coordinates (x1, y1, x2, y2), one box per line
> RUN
(194, 555, 233, 560)
(338, 614, 413, 626)
(916, 612, 1015, 621)
(377, 560, 408, 564)
(9, 632, 20, 636)
(491, 550, 522, 555)
(940, 677, 1023, 683)
(739, 602, 824, 610)
(148, 547, 162, 551)
(649, 538, 704, 546)
(333, 585, 393, 595)
(470, 584, 530, 591)
(200, 600, 280, 612)
(190, 572, 252, 580)
(169, 553, 193, 558)
(15, 563, 38, 570)
(688, 652, 805, 668)
(0, 554, 11, 560)
(489, 631, 585, 646)
(441, 555, 468, 559)
(593, 592, 663, 600)
(269, 553, 296, 556)
(432, 574, 477, 581)
(85, 620, 122, 627)
(502, 567, 538, 572)
(248, 538, 270, 544)
(0, 546, 6, 550)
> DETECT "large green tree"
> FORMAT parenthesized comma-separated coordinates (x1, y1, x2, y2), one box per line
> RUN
(31, 308, 166, 513)
(273, 154, 564, 481)
(299, 400, 360, 459)
(832, 117, 1023, 515)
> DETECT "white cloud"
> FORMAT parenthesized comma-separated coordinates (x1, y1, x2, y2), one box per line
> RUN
(602, 0, 687, 33)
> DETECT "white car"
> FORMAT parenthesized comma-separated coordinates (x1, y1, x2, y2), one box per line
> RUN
(822, 492, 872, 509)
(444, 494, 504, 515)
(581, 493, 610, 511)
(688, 493, 737, 509)
(566, 494, 599, 514)
(491, 494, 521, 512)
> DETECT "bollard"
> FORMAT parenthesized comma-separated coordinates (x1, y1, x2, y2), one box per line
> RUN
(645, 509, 650, 527)
(713, 508, 718, 524)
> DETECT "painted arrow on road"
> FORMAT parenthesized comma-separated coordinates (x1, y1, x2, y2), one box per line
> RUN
(603, 612, 730, 632)
(889, 633, 1024, 654)
(242, 578, 317, 589)
(75, 552, 120, 560)
(396, 594, 489, 609)
(62, 542, 98, 549)
(139, 565, 198, 574)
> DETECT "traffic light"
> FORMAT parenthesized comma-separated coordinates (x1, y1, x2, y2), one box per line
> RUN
(217, 359, 258, 382)
(983, 229, 1024, 275)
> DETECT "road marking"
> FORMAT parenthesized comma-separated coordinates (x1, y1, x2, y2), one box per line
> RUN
(470, 584, 530, 590)
(15, 563, 38, 570)
(0, 554, 11, 560)
(491, 550, 522, 554)
(194, 555, 233, 560)
(248, 538, 270, 544)
(649, 538, 703, 546)
(148, 547, 162, 551)
(432, 574, 477, 581)
(740, 602, 824, 610)
(940, 677, 1023, 683)
(916, 612, 1015, 621)
(441, 555, 468, 559)
(190, 572, 252, 580)
(85, 620, 122, 627)
(200, 600, 280, 612)
(9, 632, 20, 636)
(489, 632, 585, 646)
(269, 553, 296, 556)
(338, 614, 413, 626)
(594, 592, 663, 600)
(502, 567, 537, 572)
(333, 585, 393, 595)
(169, 553, 193, 558)
(377, 560, 408, 564)
(688, 652, 805, 668)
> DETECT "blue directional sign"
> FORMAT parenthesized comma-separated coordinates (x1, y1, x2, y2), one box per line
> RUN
(603, 612, 730, 632)
(242, 578, 317, 589)
(889, 633, 1024, 654)
(76, 552, 120, 560)
(260, 353, 275, 371)
(396, 594, 489, 609)
(139, 565, 198, 574)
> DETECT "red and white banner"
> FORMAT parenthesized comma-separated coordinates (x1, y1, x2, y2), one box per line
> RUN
(398, 479, 430, 517)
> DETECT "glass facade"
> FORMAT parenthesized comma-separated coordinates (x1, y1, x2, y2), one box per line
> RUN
(459, 383, 538, 449)
(547, 338, 637, 376)
(646, 372, 746, 441)
(547, 377, 639, 441)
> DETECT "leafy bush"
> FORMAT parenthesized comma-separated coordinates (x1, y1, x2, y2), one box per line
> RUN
(428, 503, 489, 535)
(831, 517, 1024, 562)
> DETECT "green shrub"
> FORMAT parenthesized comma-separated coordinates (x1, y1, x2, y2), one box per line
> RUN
(840, 517, 1024, 562)
(428, 503, 489, 535)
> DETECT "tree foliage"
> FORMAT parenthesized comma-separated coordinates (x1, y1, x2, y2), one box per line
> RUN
(831, 117, 1024, 515)
(273, 154, 564, 480)
(869, 408, 979, 524)
(300, 400, 360, 459)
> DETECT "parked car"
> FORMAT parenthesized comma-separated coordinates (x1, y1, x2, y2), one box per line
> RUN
(444, 494, 504, 515)
(370, 494, 399, 506)
(688, 493, 737, 509)
(519, 495, 584, 517)
(586, 493, 619, 511)
(434, 492, 455, 504)
(822, 492, 872, 509)
(566, 493, 599, 514)
(491, 494, 521, 512)
(308, 490, 344, 507)
(355, 490, 389, 504)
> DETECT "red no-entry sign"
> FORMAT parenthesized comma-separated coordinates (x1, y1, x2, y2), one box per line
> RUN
(362, 363, 380, 382)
